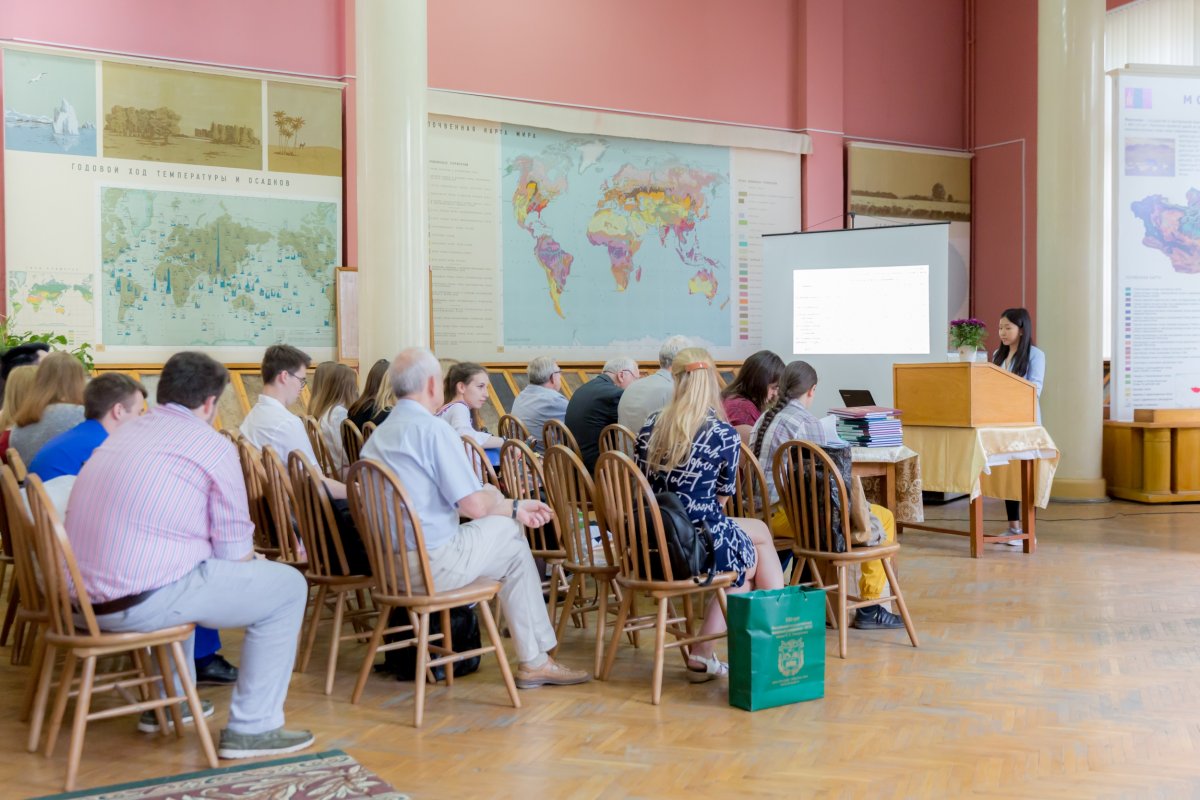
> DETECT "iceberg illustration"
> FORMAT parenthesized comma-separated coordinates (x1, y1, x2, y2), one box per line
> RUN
(52, 98, 79, 135)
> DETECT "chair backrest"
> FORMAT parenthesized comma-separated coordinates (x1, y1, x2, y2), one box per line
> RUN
(0, 465, 43, 617)
(498, 414, 530, 442)
(302, 415, 339, 478)
(24, 474, 101, 639)
(346, 459, 432, 599)
(260, 446, 304, 564)
(543, 444, 611, 569)
(499, 439, 561, 555)
(7, 448, 27, 484)
(462, 435, 500, 488)
(341, 418, 364, 465)
(772, 439, 852, 555)
(598, 423, 637, 458)
(235, 438, 274, 554)
(594, 451, 678, 582)
(362, 421, 378, 442)
(730, 441, 771, 524)
(218, 429, 241, 445)
(288, 450, 356, 578)
(543, 419, 582, 458)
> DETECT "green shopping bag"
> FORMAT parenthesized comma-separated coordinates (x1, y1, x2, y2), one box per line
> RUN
(727, 585, 826, 711)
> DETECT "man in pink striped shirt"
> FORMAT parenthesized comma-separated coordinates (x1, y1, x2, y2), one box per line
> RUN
(66, 351, 314, 760)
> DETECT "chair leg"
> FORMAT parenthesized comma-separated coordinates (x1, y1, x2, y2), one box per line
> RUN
(810, 558, 837, 629)
(21, 628, 46, 722)
(412, 612, 430, 727)
(593, 580, 608, 677)
(298, 584, 328, 674)
(154, 645, 185, 738)
(62, 655, 97, 792)
(170, 640, 218, 768)
(651, 597, 669, 706)
(551, 574, 582, 658)
(441, 609, 454, 688)
(44, 652, 77, 757)
(546, 566, 561, 630)
(131, 647, 167, 735)
(600, 589, 633, 681)
(0, 580, 18, 647)
(837, 566, 849, 659)
(881, 558, 919, 648)
(478, 600, 519, 710)
(324, 591, 347, 696)
(350, 607, 389, 705)
(27, 641, 56, 752)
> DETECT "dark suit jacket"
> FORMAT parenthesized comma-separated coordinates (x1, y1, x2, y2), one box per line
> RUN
(564, 373, 623, 473)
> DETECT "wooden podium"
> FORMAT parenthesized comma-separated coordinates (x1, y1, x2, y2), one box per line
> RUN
(892, 362, 1040, 557)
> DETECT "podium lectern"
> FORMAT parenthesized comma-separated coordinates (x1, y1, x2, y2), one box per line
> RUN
(893, 362, 1049, 558)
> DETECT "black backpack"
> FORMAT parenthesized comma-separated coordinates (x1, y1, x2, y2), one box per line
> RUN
(644, 476, 716, 585)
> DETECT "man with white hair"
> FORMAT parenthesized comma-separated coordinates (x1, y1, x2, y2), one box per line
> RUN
(510, 356, 567, 453)
(617, 335, 691, 433)
(360, 348, 590, 689)
(564, 355, 639, 472)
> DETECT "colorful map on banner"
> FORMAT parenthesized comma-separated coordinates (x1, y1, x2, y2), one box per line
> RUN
(1130, 189, 1200, 274)
(6, 271, 95, 346)
(100, 187, 337, 347)
(501, 125, 731, 347)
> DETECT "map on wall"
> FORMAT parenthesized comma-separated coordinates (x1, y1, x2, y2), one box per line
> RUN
(6, 270, 95, 346)
(501, 125, 731, 347)
(100, 187, 338, 347)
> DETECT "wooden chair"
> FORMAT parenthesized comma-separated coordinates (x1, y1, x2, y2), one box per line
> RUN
(1, 464, 49, 727)
(0, 459, 21, 652)
(218, 428, 241, 444)
(259, 446, 308, 569)
(346, 460, 519, 726)
(499, 440, 569, 624)
(7, 448, 28, 483)
(593, 451, 737, 705)
(498, 414, 530, 442)
(341, 418, 364, 465)
(543, 419, 582, 459)
(542, 445, 621, 675)
(24, 475, 217, 791)
(462, 435, 501, 488)
(362, 420, 378, 442)
(302, 415, 340, 478)
(598, 423, 637, 458)
(772, 439, 919, 659)
(730, 442, 786, 548)
(235, 438, 275, 557)
(289, 451, 376, 695)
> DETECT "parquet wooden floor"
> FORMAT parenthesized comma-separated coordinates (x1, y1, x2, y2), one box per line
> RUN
(4, 498, 1200, 799)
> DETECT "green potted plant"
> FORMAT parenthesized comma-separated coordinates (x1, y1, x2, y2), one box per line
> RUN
(0, 316, 94, 370)
(949, 318, 987, 363)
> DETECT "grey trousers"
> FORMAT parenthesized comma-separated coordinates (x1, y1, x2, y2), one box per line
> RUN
(416, 516, 557, 664)
(93, 558, 308, 735)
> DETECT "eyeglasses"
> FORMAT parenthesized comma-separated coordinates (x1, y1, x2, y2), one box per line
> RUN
(288, 371, 308, 388)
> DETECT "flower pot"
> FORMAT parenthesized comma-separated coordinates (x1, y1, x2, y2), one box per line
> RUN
(957, 345, 977, 362)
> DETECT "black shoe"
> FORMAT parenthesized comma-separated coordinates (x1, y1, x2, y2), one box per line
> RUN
(195, 654, 239, 686)
(852, 605, 905, 630)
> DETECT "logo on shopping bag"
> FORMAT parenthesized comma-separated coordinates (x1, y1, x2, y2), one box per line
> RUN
(778, 636, 804, 677)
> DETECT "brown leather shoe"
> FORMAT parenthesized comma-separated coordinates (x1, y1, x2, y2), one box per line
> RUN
(515, 657, 591, 689)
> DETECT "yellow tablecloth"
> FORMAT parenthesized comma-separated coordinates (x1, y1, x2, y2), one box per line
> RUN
(851, 445, 924, 524)
(902, 425, 1059, 507)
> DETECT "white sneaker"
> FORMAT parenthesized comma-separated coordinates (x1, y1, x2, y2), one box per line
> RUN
(1003, 527, 1025, 546)
(686, 652, 728, 683)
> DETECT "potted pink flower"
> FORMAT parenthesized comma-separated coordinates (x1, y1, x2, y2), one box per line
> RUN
(949, 318, 987, 362)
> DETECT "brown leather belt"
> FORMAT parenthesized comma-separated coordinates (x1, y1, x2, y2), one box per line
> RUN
(87, 588, 157, 616)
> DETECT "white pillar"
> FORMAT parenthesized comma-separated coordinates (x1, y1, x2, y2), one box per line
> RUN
(355, 0, 429, 367)
(1036, 0, 1107, 500)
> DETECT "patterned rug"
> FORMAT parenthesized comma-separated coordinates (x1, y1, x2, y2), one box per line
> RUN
(32, 750, 407, 800)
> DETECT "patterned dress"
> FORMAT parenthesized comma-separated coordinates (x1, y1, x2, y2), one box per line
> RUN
(636, 411, 758, 587)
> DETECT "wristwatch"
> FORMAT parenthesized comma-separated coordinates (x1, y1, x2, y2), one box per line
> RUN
(511, 499, 519, 519)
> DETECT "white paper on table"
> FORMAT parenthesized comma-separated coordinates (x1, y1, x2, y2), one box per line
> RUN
(819, 415, 847, 446)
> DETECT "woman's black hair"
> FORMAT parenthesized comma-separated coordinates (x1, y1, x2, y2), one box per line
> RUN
(751, 360, 818, 457)
(720, 350, 785, 412)
(992, 307, 1033, 379)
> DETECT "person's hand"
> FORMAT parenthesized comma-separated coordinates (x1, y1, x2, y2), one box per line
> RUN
(516, 499, 554, 528)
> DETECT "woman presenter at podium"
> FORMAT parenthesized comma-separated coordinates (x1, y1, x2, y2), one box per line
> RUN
(991, 307, 1045, 542)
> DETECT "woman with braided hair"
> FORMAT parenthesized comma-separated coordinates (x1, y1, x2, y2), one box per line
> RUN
(749, 360, 904, 630)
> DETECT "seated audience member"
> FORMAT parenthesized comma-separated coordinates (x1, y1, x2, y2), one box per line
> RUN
(307, 361, 360, 475)
(0, 342, 50, 407)
(617, 335, 690, 432)
(10, 352, 87, 464)
(636, 348, 784, 681)
(720, 349, 784, 442)
(437, 362, 503, 448)
(564, 356, 638, 472)
(29, 372, 241, 682)
(750, 360, 903, 630)
(66, 351, 313, 758)
(361, 347, 590, 689)
(510, 356, 567, 453)
(0, 365, 38, 461)
(347, 358, 392, 430)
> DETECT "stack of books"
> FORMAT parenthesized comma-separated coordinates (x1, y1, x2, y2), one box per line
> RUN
(829, 406, 903, 447)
